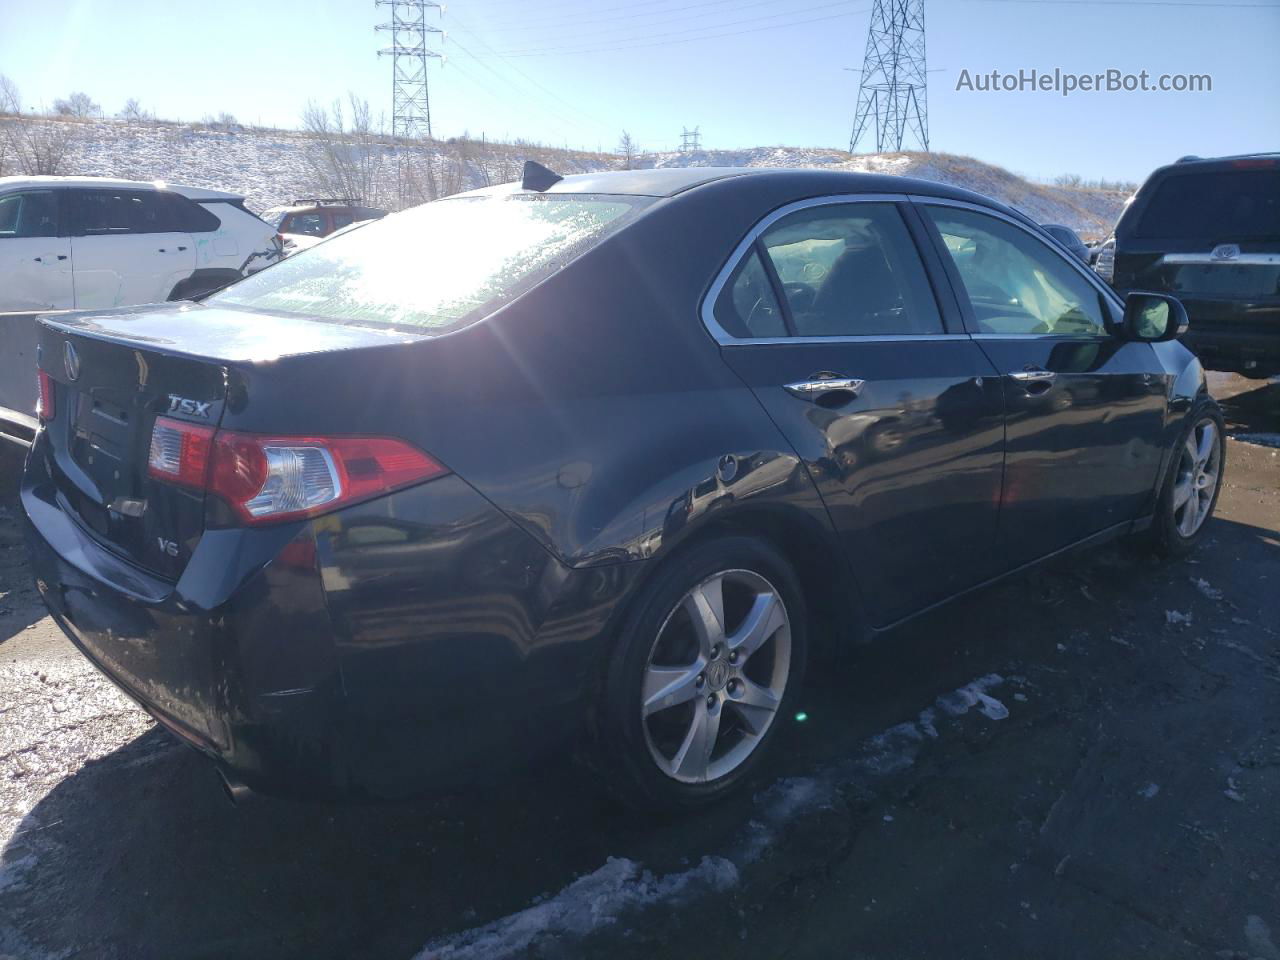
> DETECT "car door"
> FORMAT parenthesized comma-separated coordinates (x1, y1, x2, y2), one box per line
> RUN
(916, 200, 1169, 568)
(0, 189, 73, 311)
(70, 189, 196, 307)
(708, 196, 1007, 628)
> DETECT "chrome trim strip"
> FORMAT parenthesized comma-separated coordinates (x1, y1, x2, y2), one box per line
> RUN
(700, 194, 914, 345)
(722, 333, 962, 346)
(970, 333, 1111, 341)
(1160, 252, 1280, 266)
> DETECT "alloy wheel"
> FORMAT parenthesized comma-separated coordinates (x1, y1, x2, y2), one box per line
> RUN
(1172, 417, 1221, 538)
(640, 569, 792, 784)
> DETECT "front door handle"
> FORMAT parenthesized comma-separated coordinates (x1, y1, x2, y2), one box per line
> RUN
(784, 374, 865, 400)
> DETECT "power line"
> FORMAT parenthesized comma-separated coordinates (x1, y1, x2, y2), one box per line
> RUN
(488, 0, 872, 57)
(680, 126, 702, 152)
(445, 17, 616, 131)
(961, 0, 1278, 7)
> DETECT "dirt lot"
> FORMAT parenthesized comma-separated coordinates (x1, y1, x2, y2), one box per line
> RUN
(1, 376, 1277, 960)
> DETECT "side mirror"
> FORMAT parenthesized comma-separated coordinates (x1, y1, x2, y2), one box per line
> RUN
(1122, 292, 1188, 342)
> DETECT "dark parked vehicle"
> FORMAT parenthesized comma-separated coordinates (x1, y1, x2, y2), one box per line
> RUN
(1103, 153, 1280, 378)
(261, 198, 387, 239)
(1040, 222, 1090, 263)
(23, 166, 1224, 811)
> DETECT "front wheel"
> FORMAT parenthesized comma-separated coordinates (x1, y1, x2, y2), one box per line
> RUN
(591, 537, 807, 812)
(1149, 401, 1226, 556)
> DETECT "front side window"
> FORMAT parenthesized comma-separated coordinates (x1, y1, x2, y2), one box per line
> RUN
(211, 193, 650, 333)
(759, 203, 943, 337)
(0, 191, 59, 238)
(925, 206, 1107, 337)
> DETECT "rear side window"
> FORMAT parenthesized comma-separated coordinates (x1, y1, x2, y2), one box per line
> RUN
(1134, 169, 1280, 241)
(211, 194, 652, 333)
(78, 190, 135, 233)
(0, 191, 59, 238)
(760, 203, 943, 337)
(713, 250, 787, 338)
(162, 194, 222, 232)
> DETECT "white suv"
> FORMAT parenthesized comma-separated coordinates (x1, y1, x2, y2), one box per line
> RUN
(0, 176, 282, 313)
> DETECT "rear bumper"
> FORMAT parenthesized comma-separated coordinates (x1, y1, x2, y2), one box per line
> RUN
(23, 449, 347, 796)
(22, 430, 644, 799)
(1167, 297, 1280, 373)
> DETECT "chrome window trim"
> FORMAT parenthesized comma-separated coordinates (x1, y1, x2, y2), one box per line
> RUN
(908, 194, 1129, 329)
(723, 333, 959, 346)
(699, 193, 969, 345)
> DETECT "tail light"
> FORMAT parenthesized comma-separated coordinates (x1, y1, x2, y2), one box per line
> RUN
(147, 418, 449, 525)
(1094, 241, 1115, 284)
(37, 370, 56, 423)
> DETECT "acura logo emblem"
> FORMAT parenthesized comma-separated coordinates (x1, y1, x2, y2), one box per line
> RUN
(63, 341, 80, 381)
(1210, 243, 1240, 262)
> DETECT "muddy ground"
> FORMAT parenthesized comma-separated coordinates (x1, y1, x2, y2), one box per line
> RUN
(1, 375, 1277, 960)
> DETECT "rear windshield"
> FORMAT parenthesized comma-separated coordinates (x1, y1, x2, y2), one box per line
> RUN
(1133, 169, 1280, 241)
(260, 207, 289, 229)
(211, 194, 651, 332)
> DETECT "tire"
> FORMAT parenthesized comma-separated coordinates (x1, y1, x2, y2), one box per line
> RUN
(1148, 399, 1226, 557)
(591, 536, 807, 813)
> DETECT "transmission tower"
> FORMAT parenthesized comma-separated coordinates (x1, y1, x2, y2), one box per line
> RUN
(680, 126, 702, 152)
(848, 0, 929, 154)
(376, 0, 443, 142)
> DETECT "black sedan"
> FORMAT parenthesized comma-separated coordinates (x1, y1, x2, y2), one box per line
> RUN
(22, 165, 1224, 811)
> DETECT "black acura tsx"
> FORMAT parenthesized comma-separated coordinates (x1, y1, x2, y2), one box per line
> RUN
(22, 165, 1224, 810)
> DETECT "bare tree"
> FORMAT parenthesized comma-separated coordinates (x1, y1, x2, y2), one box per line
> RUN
(117, 98, 152, 122)
(54, 91, 100, 119)
(616, 130, 639, 170)
(0, 74, 20, 116)
(2, 117, 77, 174)
(301, 93, 388, 205)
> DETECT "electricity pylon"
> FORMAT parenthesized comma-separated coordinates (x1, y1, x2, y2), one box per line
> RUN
(848, 0, 929, 153)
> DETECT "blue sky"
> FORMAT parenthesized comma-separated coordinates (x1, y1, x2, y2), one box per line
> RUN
(1, 0, 1276, 182)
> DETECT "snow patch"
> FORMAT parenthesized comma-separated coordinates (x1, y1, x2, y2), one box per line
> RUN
(1165, 610, 1193, 626)
(414, 856, 738, 960)
(935, 673, 1009, 720)
(414, 673, 1014, 959)
(1190, 578, 1224, 601)
(1138, 783, 1160, 799)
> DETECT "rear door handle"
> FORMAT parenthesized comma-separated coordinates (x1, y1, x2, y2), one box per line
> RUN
(784, 375, 865, 400)
(1009, 367, 1056, 394)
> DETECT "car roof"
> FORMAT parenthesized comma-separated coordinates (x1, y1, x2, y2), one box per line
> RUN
(0, 174, 243, 202)
(455, 166, 1027, 220)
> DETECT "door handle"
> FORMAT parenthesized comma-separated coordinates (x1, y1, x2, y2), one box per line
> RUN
(784, 374, 865, 400)
(1009, 367, 1056, 394)
(33, 255, 68, 263)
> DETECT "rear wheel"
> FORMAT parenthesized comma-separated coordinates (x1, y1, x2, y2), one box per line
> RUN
(592, 537, 806, 812)
(1149, 401, 1225, 556)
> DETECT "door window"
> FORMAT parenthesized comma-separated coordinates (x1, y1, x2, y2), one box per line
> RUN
(0, 191, 60, 238)
(925, 206, 1107, 337)
(759, 203, 943, 337)
(289, 212, 328, 236)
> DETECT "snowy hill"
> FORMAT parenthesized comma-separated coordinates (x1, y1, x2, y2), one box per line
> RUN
(6, 117, 1127, 238)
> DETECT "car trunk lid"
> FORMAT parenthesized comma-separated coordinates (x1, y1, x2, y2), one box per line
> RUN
(36, 304, 425, 579)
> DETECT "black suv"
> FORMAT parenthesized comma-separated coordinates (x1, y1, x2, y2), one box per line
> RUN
(1100, 153, 1280, 378)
